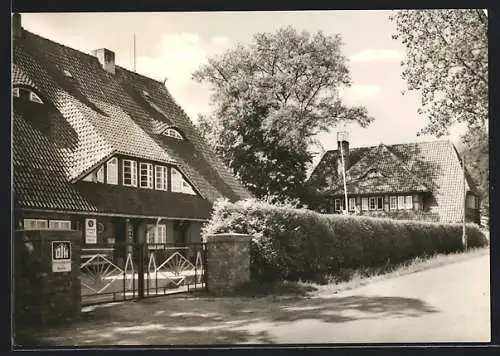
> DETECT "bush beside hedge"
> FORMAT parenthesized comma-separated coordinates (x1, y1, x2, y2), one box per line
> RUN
(202, 199, 488, 283)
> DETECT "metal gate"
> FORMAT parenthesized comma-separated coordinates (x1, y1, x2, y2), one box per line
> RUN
(80, 242, 207, 306)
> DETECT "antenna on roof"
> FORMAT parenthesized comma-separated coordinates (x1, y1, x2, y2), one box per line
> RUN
(133, 33, 136, 73)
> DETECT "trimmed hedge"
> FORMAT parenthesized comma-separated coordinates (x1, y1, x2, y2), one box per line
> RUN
(203, 199, 488, 283)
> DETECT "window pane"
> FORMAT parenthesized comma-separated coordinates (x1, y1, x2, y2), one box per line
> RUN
(49, 220, 71, 230)
(96, 166, 104, 183)
(377, 197, 384, 210)
(369, 197, 376, 210)
(24, 219, 48, 230)
(155, 166, 167, 191)
(398, 196, 405, 209)
(405, 195, 413, 210)
(171, 168, 182, 192)
(361, 198, 368, 211)
(106, 158, 118, 184)
(390, 196, 398, 210)
(123, 160, 137, 186)
(140, 163, 153, 188)
(348, 198, 356, 211)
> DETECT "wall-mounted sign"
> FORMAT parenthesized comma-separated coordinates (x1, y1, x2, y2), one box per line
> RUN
(52, 241, 71, 272)
(85, 218, 97, 244)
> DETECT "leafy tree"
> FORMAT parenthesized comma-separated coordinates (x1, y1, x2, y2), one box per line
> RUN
(390, 9, 489, 213)
(193, 26, 373, 202)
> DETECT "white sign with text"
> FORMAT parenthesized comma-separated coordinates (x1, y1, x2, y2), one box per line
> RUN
(85, 218, 97, 244)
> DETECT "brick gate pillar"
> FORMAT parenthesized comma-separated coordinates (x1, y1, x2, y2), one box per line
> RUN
(14, 230, 82, 336)
(205, 233, 252, 296)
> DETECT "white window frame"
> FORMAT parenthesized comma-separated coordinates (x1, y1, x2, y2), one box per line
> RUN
(398, 196, 405, 210)
(29, 91, 43, 104)
(49, 220, 71, 230)
(348, 197, 356, 211)
(361, 197, 368, 211)
(13, 87, 20, 98)
(369, 197, 376, 211)
(155, 165, 168, 191)
(390, 196, 398, 210)
(405, 195, 413, 210)
(122, 159, 137, 187)
(170, 167, 196, 195)
(181, 180, 196, 195)
(334, 199, 342, 212)
(162, 128, 183, 140)
(171, 167, 183, 192)
(96, 165, 105, 183)
(139, 163, 153, 189)
(23, 219, 48, 230)
(106, 157, 118, 185)
(146, 224, 167, 248)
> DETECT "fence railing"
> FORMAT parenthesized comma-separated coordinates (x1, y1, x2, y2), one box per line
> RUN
(80, 242, 207, 306)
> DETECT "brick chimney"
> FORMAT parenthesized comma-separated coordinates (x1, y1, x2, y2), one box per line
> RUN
(12, 13, 23, 39)
(337, 131, 350, 175)
(92, 48, 115, 75)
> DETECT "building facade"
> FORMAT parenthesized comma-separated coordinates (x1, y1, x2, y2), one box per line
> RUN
(307, 132, 481, 224)
(12, 13, 252, 260)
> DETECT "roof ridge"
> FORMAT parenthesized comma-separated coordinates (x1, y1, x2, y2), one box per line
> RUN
(324, 139, 452, 153)
(22, 29, 165, 85)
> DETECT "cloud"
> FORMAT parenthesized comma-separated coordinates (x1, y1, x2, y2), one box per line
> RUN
(135, 33, 230, 119)
(340, 84, 381, 102)
(350, 49, 404, 63)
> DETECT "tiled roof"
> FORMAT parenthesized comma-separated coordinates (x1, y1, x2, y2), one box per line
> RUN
(12, 29, 252, 215)
(308, 140, 480, 223)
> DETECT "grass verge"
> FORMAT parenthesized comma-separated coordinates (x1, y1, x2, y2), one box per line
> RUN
(305, 246, 489, 295)
(233, 247, 489, 298)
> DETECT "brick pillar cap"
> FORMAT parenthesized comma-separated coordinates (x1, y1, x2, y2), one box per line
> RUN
(206, 233, 253, 243)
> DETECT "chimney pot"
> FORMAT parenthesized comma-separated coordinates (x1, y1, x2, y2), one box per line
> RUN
(12, 13, 23, 39)
(92, 48, 115, 75)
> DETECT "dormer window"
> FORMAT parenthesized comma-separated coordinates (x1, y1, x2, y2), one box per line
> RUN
(162, 128, 184, 140)
(13, 86, 44, 104)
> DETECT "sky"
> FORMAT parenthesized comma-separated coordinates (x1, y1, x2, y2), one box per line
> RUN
(19, 11, 468, 165)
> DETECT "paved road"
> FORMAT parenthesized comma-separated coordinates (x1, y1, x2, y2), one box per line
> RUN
(30, 253, 490, 346)
(237, 254, 491, 343)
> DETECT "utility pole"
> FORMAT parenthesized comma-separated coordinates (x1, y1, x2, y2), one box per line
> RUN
(340, 141, 348, 215)
(462, 154, 467, 250)
(133, 33, 136, 72)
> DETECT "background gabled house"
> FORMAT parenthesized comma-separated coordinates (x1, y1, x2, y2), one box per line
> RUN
(307, 131, 481, 224)
(12, 14, 252, 257)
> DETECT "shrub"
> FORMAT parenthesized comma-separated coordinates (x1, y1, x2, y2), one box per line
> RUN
(202, 199, 489, 283)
